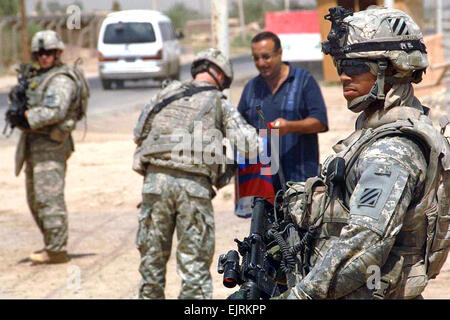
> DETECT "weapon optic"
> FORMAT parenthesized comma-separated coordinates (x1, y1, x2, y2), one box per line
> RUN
(3, 63, 34, 136)
(218, 196, 309, 299)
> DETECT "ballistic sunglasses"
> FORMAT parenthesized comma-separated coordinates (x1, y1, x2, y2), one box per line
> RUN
(36, 49, 57, 57)
(336, 59, 374, 77)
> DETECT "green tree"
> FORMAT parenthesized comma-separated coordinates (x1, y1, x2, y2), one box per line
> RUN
(35, 0, 44, 15)
(72, 1, 84, 10)
(28, 22, 43, 40)
(47, 1, 65, 13)
(164, 3, 200, 30)
(0, 0, 18, 16)
(112, 1, 121, 11)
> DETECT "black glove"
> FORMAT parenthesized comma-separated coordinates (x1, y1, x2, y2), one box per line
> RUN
(5, 104, 29, 129)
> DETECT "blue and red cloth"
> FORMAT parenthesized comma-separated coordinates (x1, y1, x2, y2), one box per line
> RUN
(234, 127, 275, 218)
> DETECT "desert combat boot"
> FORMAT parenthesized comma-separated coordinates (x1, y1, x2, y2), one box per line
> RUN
(30, 250, 69, 265)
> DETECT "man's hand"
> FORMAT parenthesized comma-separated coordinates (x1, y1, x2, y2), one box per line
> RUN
(5, 104, 29, 130)
(270, 117, 290, 136)
(271, 117, 326, 136)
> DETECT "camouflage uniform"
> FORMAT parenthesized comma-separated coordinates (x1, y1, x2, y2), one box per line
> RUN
(15, 31, 78, 256)
(136, 168, 215, 299)
(133, 49, 261, 299)
(278, 6, 450, 299)
(287, 105, 434, 299)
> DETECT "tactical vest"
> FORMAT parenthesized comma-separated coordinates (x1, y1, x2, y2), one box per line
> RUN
(26, 64, 80, 142)
(286, 106, 450, 299)
(133, 80, 228, 186)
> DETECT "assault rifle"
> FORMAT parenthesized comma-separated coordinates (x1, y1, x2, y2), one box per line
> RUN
(218, 196, 305, 299)
(3, 63, 34, 135)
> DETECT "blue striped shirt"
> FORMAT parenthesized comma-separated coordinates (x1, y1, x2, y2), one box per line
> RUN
(237, 63, 328, 191)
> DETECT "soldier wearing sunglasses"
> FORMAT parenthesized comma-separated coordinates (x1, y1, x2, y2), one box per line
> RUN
(12, 30, 81, 265)
(274, 6, 450, 300)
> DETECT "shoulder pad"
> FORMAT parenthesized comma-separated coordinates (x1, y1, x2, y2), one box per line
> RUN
(350, 162, 410, 236)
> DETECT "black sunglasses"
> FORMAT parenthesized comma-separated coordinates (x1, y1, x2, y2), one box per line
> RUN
(337, 59, 372, 77)
(36, 49, 57, 57)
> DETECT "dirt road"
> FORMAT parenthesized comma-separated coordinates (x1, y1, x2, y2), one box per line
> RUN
(0, 79, 448, 299)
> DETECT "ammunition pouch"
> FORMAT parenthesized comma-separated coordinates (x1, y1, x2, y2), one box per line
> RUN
(285, 177, 328, 229)
(49, 126, 70, 143)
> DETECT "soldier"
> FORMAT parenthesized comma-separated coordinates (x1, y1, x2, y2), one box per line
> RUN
(133, 48, 262, 299)
(276, 6, 450, 299)
(12, 30, 83, 264)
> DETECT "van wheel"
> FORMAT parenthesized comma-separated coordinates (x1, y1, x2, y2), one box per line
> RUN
(116, 80, 125, 89)
(101, 79, 112, 90)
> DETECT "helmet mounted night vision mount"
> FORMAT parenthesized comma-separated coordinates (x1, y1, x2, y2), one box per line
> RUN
(322, 6, 354, 57)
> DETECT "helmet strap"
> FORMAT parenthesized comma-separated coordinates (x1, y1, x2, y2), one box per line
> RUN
(191, 61, 224, 91)
(207, 67, 224, 91)
(347, 60, 388, 113)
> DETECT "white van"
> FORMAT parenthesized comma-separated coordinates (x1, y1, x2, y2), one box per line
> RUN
(97, 10, 181, 89)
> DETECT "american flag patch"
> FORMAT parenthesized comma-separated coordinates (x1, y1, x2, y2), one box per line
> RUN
(358, 188, 382, 207)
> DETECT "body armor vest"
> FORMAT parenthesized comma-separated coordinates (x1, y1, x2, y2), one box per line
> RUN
(134, 81, 227, 185)
(287, 106, 450, 299)
(26, 64, 79, 137)
(15, 64, 77, 176)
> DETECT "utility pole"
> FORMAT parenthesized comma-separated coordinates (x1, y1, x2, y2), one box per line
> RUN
(211, 0, 229, 57)
(20, 0, 30, 62)
(211, 0, 229, 97)
(284, 0, 290, 11)
(152, 0, 158, 11)
(238, 0, 246, 41)
(384, 0, 394, 9)
(437, 0, 443, 34)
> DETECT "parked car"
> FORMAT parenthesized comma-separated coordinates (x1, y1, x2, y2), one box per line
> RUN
(97, 10, 182, 89)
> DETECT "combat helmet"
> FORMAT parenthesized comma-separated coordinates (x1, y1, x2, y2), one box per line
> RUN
(31, 30, 65, 53)
(322, 6, 429, 112)
(191, 48, 233, 90)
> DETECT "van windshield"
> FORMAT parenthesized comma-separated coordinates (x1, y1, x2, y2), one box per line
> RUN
(103, 22, 156, 44)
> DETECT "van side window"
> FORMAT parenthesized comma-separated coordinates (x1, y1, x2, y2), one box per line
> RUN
(168, 23, 176, 40)
(159, 22, 168, 41)
(104, 22, 156, 44)
(159, 22, 175, 41)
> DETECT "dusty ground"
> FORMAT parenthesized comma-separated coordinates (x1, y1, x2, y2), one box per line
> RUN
(0, 64, 448, 299)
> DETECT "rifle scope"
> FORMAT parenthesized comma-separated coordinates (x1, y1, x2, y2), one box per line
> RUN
(218, 250, 240, 288)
